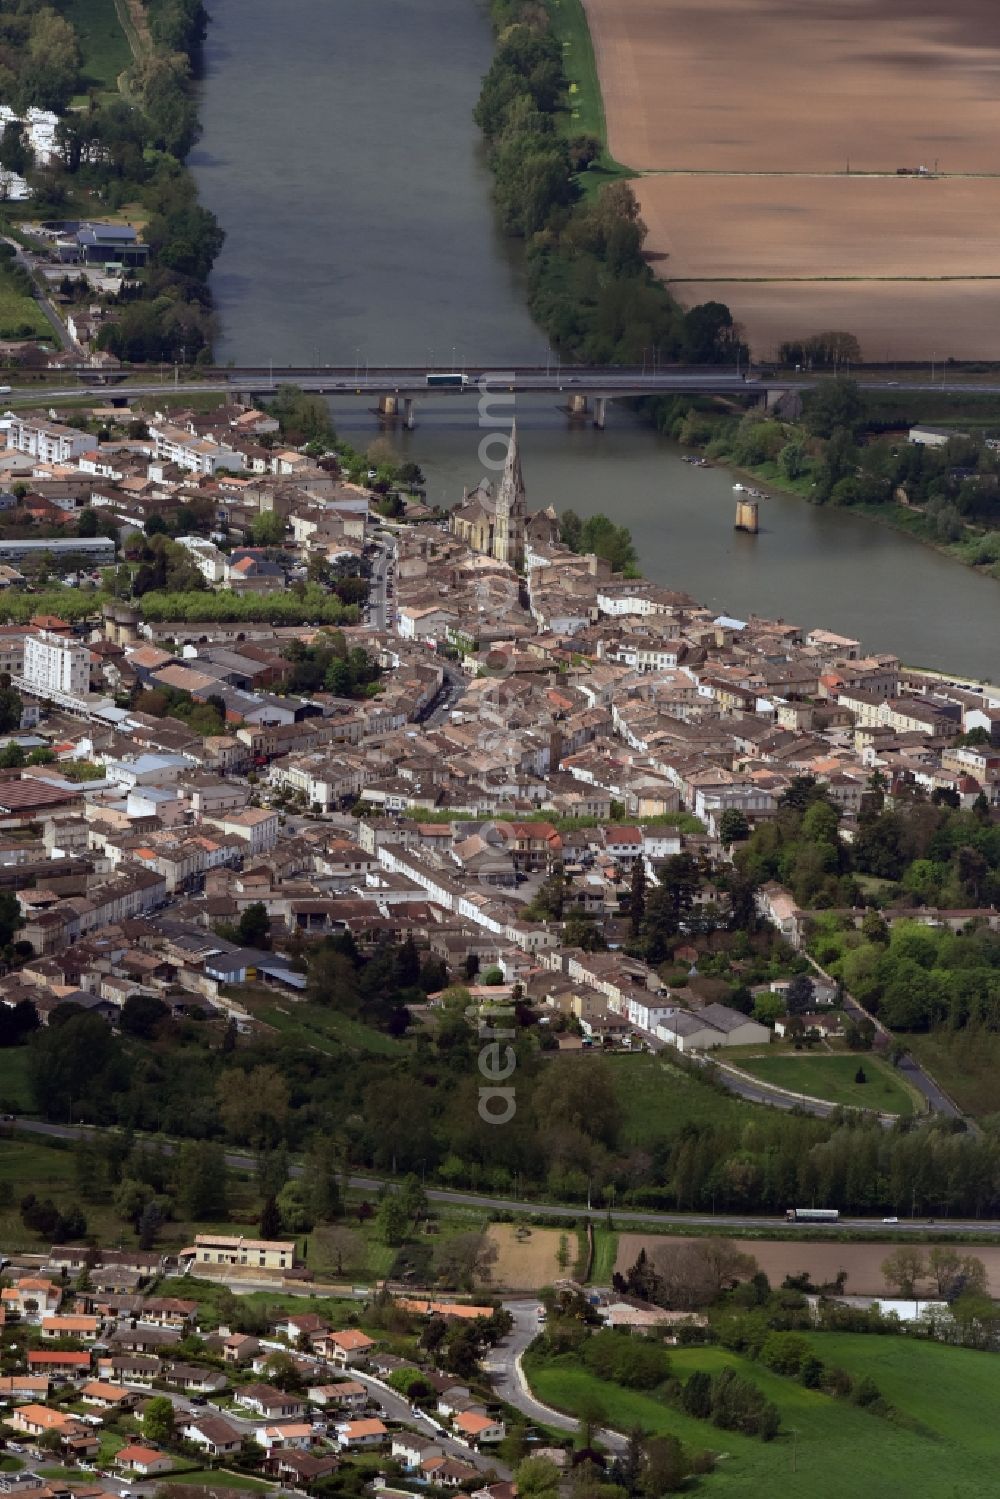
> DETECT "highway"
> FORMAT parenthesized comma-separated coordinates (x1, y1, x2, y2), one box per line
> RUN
(11, 1119, 999, 1237)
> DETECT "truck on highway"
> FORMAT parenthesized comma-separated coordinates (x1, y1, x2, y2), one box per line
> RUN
(786, 1207, 839, 1222)
(427, 372, 469, 387)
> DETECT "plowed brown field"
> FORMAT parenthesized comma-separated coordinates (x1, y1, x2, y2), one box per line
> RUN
(582, 0, 1000, 357)
(615, 1233, 1000, 1295)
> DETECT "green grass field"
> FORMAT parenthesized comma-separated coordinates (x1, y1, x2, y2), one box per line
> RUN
(588, 1226, 619, 1285)
(543, 0, 631, 187)
(736, 1054, 917, 1116)
(526, 1334, 1000, 1497)
(0, 1049, 32, 1113)
(247, 997, 400, 1058)
(56, 0, 132, 94)
(171, 1473, 274, 1492)
(611, 1052, 749, 1149)
(0, 270, 50, 342)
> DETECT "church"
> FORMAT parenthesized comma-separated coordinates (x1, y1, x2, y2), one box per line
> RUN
(449, 422, 559, 570)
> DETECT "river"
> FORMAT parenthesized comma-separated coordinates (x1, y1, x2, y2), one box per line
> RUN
(191, 0, 1000, 681)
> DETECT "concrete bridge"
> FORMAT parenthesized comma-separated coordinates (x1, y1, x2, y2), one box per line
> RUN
(20, 362, 993, 427)
(61, 363, 775, 428)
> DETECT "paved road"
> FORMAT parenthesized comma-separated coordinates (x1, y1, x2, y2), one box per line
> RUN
(11, 1119, 998, 1235)
(490, 1300, 625, 1454)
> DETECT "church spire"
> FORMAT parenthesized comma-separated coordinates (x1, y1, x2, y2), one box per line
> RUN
(498, 420, 525, 516)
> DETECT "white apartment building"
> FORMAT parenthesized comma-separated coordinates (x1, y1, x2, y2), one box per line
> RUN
(8, 416, 92, 464)
(148, 422, 245, 477)
(23, 631, 90, 698)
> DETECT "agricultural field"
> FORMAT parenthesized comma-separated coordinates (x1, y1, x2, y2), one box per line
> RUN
(581, 0, 1000, 358)
(525, 1334, 1000, 1496)
(614, 1232, 1000, 1295)
(735, 1053, 917, 1117)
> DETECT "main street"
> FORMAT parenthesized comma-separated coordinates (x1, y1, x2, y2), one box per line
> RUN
(11, 1119, 999, 1236)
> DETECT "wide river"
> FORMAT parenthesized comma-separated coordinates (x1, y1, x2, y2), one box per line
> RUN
(192, 0, 1000, 680)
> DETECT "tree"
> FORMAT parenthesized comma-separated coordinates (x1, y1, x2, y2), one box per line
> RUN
(802, 379, 867, 439)
(718, 809, 750, 846)
(120, 993, 170, 1039)
(260, 1195, 282, 1239)
(928, 1247, 987, 1301)
(784, 974, 815, 1016)
(881, 1247, 927, 1297)
(629, 858, 647, 937)
(138, 1199, 163, 1250)
(236, 901, 271, 949)
(301, 1134, 342, 1223)
(142, 1395, 174, 1446)
(376, 1192, 409, 1247)
(175, 1140, 228, 1220)
(252, 510, 286, 546)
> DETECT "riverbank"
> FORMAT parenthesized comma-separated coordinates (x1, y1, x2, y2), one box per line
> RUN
(645, 392, 1000, 587)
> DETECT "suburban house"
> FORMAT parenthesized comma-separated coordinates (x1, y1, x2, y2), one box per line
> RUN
(181, 1415, 243, 1458)
(11, 1404, 79, 1438)
(2, 1279, 62, 1319)
(335, 1418, 387, 1450)
(315, 1329, 375, 1367)
(254, 1422, 314, 1453)
(279, 1312, 329, 1344)
(163, 1362, 228, 1395)
(222, 1333, 261, 1365)
(0, 1377, 49, 1402)
(115, 1445, 175, 1477)
(40, 1315, 100, 1342)
(423, 1456, 483, 1488)
(391, 1433, 444, 1470)
(453, 1410, 506, 1444)
(27, 1351, 91, 1377)
(307, 1381, 368, 1410)
(265, 1451, 339, 1486)
(234, 1384, 305, 1420)
(80, 1380, 137, 1411)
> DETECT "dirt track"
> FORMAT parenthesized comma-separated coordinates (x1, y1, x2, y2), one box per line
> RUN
(582, 0, 1000, 356)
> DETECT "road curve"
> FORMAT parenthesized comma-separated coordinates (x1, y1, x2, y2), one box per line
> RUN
(9, 1118, 999, 1237)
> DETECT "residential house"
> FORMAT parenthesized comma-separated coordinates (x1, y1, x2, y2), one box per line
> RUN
(40, 1315, 100, 1342)
(453, 1410, 506, 1444)
(115, 1445, 174, 1477)
(334, 1418, 387, 1450)
(1, 1279, 62, 1320)
(315, 1329, 375, 1367)
(307, 1382, 368, 1411)
(391, 1433, 444, 1470)
(181, 1415, 243, 1458)
(234, 1384, 305, 1420)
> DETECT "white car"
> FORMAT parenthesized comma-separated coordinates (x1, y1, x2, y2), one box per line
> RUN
(882, 1216, 899, 1224)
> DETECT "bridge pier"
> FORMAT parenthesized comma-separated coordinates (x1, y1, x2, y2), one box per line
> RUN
(404, 397, 415, 430)
(377, 394, 400, 418)
(593, 396, 607, 430)
(567, 392, 589, 420)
